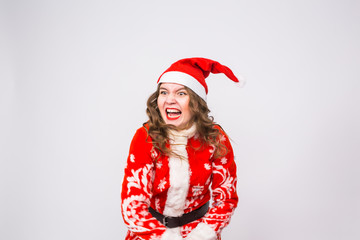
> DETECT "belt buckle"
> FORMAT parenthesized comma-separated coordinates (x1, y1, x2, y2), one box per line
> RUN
(163, 216, 172, 227)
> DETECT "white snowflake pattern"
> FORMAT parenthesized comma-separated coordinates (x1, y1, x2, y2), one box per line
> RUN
(156, 160, 162, 169)
(130, 154, 135, 162)
(220, 157, 228, 165)
(209, 145, 215, 158)
(192, 184, 204, 196)
(204, 163, 211, 170)
(157, 178, 167, 191)
(185, 197, 199, 208)
(150, 147, 158, 159)
(184, 197, 197, 208)
(189, 169, 192, 177)
(219, 134, 227, 142)
(155, 198, 161, 211)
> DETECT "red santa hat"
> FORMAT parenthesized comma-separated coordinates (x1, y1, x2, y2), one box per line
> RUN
(157, 57, 244, 101)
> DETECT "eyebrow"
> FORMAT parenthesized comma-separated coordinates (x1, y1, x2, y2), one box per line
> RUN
(159, 87, 187, 91)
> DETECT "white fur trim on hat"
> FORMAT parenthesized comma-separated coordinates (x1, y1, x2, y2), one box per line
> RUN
(158, 71, 207, 101)
(185, 222, 217, 240)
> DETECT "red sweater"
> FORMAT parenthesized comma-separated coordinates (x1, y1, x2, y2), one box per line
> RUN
(121, 124, 238, 240)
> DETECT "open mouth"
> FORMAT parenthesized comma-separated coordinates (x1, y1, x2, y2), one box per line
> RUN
(166, 108, 181, 120)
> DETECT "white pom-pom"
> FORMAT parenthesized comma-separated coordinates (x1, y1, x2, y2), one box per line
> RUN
(236, 73, 246, 88)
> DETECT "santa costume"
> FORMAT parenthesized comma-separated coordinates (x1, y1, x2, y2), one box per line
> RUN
(121, 58, 243, 240)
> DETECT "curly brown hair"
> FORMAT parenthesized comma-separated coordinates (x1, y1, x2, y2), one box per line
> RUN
(144, 84, 228, 159)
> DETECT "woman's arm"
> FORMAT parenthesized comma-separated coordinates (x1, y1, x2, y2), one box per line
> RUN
(186, 127, 238, 240)
(121, 127, 167, 240)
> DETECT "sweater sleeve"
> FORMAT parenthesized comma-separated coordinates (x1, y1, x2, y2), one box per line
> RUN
(121, 127, 167, 240)
(186, 127, 238, 240)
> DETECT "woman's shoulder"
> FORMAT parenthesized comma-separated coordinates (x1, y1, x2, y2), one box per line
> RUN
(128, 123, 156, 160)
(132, 123, 150, 140)
(212, 124, 227, 135)
(212, 124, 232, 144)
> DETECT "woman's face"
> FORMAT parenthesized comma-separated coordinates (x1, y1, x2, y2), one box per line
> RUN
(157, 83, 193, 129)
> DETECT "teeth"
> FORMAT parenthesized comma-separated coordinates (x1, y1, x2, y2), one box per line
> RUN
(167, 109, 181, 113)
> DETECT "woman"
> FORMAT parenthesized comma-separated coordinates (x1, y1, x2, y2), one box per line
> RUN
(121, 57, 241, 240)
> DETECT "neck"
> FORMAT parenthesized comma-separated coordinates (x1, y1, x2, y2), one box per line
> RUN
(168, 124, 197, 139)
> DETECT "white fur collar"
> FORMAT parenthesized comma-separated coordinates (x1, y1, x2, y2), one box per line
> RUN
(168, 124, 197, 143)
(163, 124, 197, 220)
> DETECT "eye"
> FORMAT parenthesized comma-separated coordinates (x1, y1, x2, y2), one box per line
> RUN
(178, 91, 187, 96)
(160, 90, 167, 95)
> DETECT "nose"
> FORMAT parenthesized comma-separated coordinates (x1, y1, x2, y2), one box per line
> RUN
(165, 93, 176, 104)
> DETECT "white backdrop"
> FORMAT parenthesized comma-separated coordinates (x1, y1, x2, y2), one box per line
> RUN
(1, 0, 359, 240)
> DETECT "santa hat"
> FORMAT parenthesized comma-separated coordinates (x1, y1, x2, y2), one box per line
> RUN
(157, 57, 244, 101)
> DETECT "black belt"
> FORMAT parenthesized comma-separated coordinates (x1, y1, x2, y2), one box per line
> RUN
(149, 202, 209, 228)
